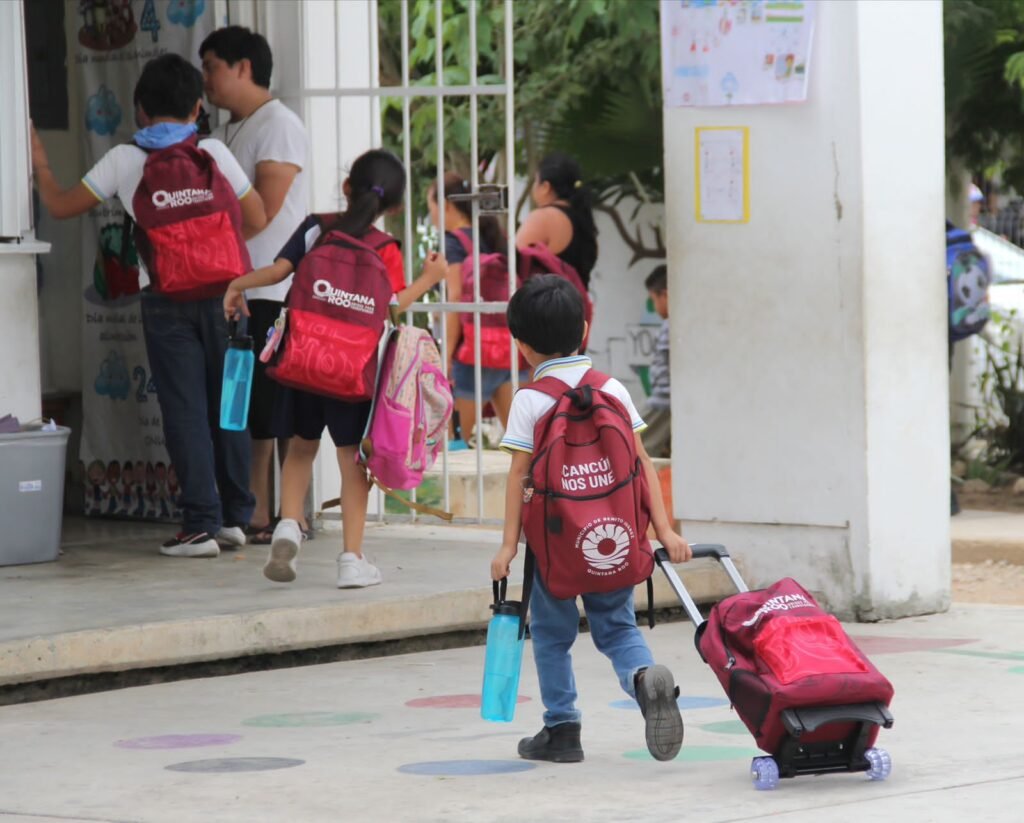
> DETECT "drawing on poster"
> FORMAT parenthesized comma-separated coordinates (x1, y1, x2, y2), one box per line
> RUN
(695, 127, 749, 223)
(78, 0, 138, 51)
(661, 0, 816, 107)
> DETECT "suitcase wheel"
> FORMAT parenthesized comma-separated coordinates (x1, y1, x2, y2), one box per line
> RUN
(864, 747, 892, 781)
(751, 756, 780, 791)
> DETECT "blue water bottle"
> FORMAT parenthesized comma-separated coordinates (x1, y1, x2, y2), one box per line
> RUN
(220, 320, 254, 431)
(481, 578, 526, 722)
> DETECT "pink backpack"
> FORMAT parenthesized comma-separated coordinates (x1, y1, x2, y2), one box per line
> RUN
(358, 326, 454, 517)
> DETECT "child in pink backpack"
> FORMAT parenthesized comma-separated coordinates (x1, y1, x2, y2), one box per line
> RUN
(224, 149, 447, 587)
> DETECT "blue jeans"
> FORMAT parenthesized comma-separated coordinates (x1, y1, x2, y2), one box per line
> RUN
(141, 291, 254, 535)
(529, 568, 654, 727)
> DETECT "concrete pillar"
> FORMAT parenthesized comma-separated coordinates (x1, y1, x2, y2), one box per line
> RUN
(663, 0, 949, 619)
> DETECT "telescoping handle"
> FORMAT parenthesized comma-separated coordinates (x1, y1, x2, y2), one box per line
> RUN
(653, 543, 749, 628)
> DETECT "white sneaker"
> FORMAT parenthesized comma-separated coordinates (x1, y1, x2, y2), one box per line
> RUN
(264, 518, 302, 583)
(336, 551, 382, 588)
(160, 532, 220, 558)
(216, 525, 246, 549)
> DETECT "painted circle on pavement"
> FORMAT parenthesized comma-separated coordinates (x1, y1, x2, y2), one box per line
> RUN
(115, 734, 243, 750)
(624, 745, 760, 762)
(242, 712, 380, 727)
(698, 720, 749, 736)
(611, 696, 728, 711)
(398, 760, 536, 776)
(165, 757, 305, 773)
(405, 694, 530, 709)
(1010, 666, 1024, 674)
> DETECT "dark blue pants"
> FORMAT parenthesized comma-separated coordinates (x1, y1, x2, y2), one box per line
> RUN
(141, 291, 254, 535)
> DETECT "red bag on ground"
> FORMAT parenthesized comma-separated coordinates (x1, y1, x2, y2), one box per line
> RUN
(697, 578, 895, 754)
(521, 369, 653, 599)
(268, 225, 396, 402)
(131, 137, 251, 299)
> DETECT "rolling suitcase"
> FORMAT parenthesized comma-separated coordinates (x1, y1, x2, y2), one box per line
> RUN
(656, 544, 894, 790)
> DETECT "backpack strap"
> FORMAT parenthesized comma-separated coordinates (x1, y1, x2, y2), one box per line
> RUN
(452, 228, 473, 256)
(522, 374, 569, 402)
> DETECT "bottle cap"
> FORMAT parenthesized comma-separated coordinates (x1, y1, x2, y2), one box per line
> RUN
(491, 600, 521, 617)
(227, 318, 253, 349)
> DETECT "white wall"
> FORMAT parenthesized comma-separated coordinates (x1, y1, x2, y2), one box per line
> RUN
(663, 0, 949, 618)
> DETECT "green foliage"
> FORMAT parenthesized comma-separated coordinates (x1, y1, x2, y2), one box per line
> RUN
(376, 0, 665, 222)
(945, 0, 1024, 189)
(976, 309, 1024, 470)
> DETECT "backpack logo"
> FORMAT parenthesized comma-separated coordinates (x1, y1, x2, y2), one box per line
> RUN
(151, 188, 215, 209)
(312, 279, 377, 313)
(740, 593, 813, 627)
(577, 517, 634, 574)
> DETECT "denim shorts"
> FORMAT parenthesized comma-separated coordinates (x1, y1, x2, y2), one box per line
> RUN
(451, 360, 531, 401)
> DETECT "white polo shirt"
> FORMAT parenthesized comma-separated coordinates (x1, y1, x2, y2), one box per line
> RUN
(500, 355, 646, 454)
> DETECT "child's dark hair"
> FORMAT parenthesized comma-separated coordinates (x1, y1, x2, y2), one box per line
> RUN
(134, 54, 203, 120)
(199, 26, 273, 89)
(507, 275, 585, 356)
(537, 152, 598, 279)
(327, 149, 406, 237)
(429, 172, 508, 256)
(645, 264, 668, 293)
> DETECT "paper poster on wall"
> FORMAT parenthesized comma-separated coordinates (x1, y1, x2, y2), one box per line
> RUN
(72, 0, 213, 520)
(695, 127, 749, 223)
(661, 0, 816, 107)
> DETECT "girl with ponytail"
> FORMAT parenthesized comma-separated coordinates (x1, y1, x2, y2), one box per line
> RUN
(516, 152, 599, 288)
(224, 148, 447, 589)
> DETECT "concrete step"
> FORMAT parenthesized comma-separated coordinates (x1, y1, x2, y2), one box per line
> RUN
(0, 518, 740, 693)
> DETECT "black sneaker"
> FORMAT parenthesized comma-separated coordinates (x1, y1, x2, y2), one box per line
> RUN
(159, 532, 219, 558)
(517, 722, 584, 763)
(635, 665, 684, 761)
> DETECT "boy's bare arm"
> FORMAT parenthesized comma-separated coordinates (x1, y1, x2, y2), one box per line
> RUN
(491, 450, 531, 580)
(635, 433, 692, 563)
(239, 187, 268, 238)
(253, 160, 300, 223)
(31, 126, 100, 220)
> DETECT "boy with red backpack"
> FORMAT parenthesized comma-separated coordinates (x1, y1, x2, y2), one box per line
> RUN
(223, 149, 447, 588)
(32, 54, 267, 558)
(491, 275, 692, 763)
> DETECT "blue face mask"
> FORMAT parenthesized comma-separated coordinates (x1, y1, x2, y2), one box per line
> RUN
(133, 122, 198, 150)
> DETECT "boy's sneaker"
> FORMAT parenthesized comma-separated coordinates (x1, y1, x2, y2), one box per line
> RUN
(517, 723, 584, 763)
(635, 664, 684, 761)
(216, 525, 246, 549)
(160, 532, 219, 558)
(336, 552, 382, 588)
(264, 519, 303, 583)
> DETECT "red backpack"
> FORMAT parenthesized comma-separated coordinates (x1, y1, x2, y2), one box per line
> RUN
(521, 369, 653, 599)
(267, 221, 397, 402)
(453, 233, 594, 369)
(131, 137, 251, 299)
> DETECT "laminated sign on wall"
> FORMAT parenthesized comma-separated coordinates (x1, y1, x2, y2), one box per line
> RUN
(73, 0, 213, 520)
(661, 0, 816, 107)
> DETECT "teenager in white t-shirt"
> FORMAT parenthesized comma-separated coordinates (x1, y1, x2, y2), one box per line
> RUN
(31, 54, 267, 559)
(201, 26, 311, 544)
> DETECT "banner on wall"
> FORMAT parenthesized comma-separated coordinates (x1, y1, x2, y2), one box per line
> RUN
(660, 0, 816, 107)
(73, 0, 213, 519)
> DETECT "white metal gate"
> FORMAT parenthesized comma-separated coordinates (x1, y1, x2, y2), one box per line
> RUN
(284, 0, 518, 525)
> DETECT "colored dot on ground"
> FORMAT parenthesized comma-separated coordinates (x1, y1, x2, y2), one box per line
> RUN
(242, 712, 380, 727)
(623, 745, 760, 762)
(611, 696, 727, 711)
(698, 720, 749, 736)
(114, 734, 243, 750)
(398, 760, 536, 776)
(1010, 666, 1024, 674)
(405, 694, 531, 709)
(165, 757, 305, 773)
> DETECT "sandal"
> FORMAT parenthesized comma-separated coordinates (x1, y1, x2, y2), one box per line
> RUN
(246, 521, 276, 545)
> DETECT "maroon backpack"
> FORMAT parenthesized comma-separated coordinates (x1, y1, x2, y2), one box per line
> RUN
(521, 369, 653, 599)
(267, 222, 396, 402)
(131, 137, 251, 300)
(453, 234, 594, 368)
(697, 577, 895, 754)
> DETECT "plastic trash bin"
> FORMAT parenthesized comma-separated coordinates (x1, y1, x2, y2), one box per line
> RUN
(0, 425, 71, 566)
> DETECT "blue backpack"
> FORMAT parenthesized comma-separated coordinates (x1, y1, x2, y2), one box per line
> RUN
(946, 221, 991, 342)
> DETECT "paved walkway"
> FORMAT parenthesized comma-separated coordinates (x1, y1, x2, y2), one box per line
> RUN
(0, 602, 1020, 822)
